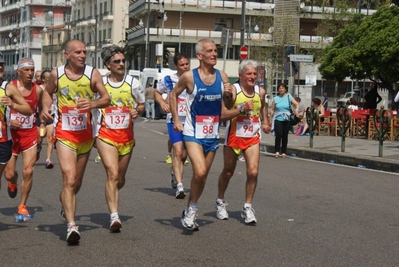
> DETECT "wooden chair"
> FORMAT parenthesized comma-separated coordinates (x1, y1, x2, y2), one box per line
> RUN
(318, 110, 336, 136)
(350, 110, 366, 137)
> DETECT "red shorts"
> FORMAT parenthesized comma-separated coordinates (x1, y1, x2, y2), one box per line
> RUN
(11, 128, 38, 155)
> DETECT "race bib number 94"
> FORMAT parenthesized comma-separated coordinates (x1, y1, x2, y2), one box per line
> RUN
(61, 107, 88, 131)
(195, 115, 219, 139)
(105, 107, 130, 129)
(236, 116, 260, 137)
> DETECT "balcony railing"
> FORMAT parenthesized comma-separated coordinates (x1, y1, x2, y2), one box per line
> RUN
(127, 27, 333, 46)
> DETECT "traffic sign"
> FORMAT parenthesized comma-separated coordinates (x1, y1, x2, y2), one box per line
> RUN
(289, 54, 314, 62)
(239, 46, 248, 60)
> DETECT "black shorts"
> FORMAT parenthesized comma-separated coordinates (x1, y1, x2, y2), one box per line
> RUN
(0, 140, 13, 164)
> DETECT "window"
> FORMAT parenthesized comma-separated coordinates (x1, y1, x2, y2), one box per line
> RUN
(214, 18, 233, 31)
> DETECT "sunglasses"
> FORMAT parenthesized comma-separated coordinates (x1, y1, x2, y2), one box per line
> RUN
(112, 59, 126, 64)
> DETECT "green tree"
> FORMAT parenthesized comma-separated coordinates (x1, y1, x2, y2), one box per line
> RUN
(319, 5, 399, 99)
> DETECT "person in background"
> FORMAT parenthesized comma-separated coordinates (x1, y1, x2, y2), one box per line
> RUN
(34, 70, 42, 86)
(364, 83, 382, 109)
(155, 53, 190, 199)
(4, 58, 42, 219)
(37, 70, 55, 169)
(347, 97, 358, 111)
(270, 83, 300, 158)
(299, 98, 325, 136)
(322, 90, 328, 111)
(41, 39, 110, 244)
(145, 82, 155, 121)
(0, 54, 31, 191)
(97, 45, 145, 232)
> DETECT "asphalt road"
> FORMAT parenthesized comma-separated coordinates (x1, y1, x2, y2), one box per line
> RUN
(1, 118, 399, 267)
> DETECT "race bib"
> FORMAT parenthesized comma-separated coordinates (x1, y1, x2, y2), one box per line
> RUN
(61, 107, 87, 131)
(177, 98, 187, 117)
(10, 112, 34, 129)
(236, 116, 260, 137)
(195, 115, 219, 139)
(105, 107, 130, 129)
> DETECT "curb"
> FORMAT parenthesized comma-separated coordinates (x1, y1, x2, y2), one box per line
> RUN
(220, 138, 399, 174)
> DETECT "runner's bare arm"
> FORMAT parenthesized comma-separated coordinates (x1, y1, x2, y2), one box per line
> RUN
(4, 83, 31, 116)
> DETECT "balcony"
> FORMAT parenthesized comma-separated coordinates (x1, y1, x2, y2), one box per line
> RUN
(99, 11, 114, 22)
(42, 44, 63, 53)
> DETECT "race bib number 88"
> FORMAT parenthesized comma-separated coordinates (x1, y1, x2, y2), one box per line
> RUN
(195, 115, 219, 139)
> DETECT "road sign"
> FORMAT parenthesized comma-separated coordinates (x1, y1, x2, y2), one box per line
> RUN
(289, 54, 314, 62)
(240, 46, 248, 60)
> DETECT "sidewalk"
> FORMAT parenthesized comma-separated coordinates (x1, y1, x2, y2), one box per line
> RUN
(220, 129, 399, 173)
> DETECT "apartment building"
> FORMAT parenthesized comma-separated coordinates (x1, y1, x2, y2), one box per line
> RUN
(69, 0, 129, 69)
(126, 0, 377, 98)
(0, 0, 72, 79)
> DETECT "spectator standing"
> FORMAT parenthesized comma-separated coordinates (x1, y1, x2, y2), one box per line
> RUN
(145, 82, 155, 120)
(270, 83, 300, 158)
(364, 83, 382, 109)
(322, 90, 328, 110)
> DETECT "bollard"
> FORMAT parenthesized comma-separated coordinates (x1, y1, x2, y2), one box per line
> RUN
(373, 108, 390, 157)
(336, 107, 351, 152)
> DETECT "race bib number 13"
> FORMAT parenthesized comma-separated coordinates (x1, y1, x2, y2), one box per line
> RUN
(195, 115, 219, 139)
(61, 107, 88, 131)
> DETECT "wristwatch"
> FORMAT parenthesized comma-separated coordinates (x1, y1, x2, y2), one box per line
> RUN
(240, 105, 245, 113)
(135, 107, 140, 113)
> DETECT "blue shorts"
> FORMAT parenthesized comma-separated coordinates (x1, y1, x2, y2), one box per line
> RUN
(167, 122, 184, 145)
(0, 140, 13, 164)
(183, 135, 219, 153)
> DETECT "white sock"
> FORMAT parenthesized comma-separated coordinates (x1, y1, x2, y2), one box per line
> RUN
(67, 222, 76, 228)
(189, 202, 198, 210)
(244, 203, 252, 209)
(216, 198, 224, 204)
(111, 212, 119, 219)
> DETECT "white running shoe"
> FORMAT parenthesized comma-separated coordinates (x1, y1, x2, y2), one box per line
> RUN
(110, 217, 122, 232)
(241, 207, 257, 224)
(66, 225, 81, 244)
(181, 207, 198, 231)
(170, 169, 177, 189)
(215, 200, 229, 220)
(175, 184, 186, 199)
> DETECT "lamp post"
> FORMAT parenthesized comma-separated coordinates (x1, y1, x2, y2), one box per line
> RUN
(240, 0, 246, 61)
(47, 10, 55, 69)
(178, 0, 186, 53)
(247, 17, 259, 60)
(144, 0, 151, 68)
(160, 11, 167, 70)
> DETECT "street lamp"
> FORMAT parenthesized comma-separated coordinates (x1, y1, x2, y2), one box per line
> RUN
(247, 17, 259, 59)
(160, 11, 167, 70)
(178, 0, 186, 53)
(145, 0, 151, 68)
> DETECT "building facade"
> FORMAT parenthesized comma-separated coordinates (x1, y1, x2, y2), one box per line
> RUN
(0, 0, 72, 79)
